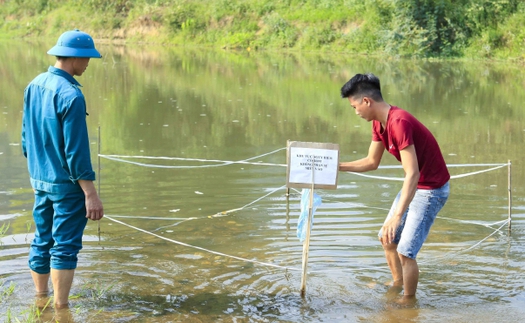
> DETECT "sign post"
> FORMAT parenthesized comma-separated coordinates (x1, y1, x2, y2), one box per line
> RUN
(286, 141, 339, 297)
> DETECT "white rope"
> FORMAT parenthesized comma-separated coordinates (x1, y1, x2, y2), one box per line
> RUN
(200, 185, 287, 219)
(98, 148, 286, 169)
(437, 217, 508, 228)
(345, 163, 509, 181)
(104, 215, 302, 271)
(107, 186, 286, 226)
(446, 163, 509, 168)
(108, 214, 197, 221)
(99, 149, 508, 180)
(420, 219, 510, 265)
(104, 205, 509, 274)
(374, 163, 508, 169)
(459, 219, 509, 253)
(97, 149, 511, 273)
(104, 214, 392, 274)
(449, 164, 508, 179)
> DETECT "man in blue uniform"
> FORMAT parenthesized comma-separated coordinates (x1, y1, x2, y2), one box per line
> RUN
(22, 29, 104, 308)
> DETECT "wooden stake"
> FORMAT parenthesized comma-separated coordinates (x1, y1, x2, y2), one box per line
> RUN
(286, 140, 290, 198)
(300, 164, 315, 297)
(97, 126, 101, 240)
(508, 160, 512, 232)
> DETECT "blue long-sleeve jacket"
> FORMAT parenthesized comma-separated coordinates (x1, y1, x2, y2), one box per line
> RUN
(22, 66, 95, 193)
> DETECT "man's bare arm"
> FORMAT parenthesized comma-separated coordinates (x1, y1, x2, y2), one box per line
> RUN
(381, 144, 419, 244)
(339, 141, 385, 172)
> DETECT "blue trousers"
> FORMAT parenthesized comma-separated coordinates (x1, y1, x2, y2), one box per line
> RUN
(29, 189, 88, 274)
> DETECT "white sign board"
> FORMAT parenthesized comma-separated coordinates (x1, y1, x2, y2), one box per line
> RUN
(286, 141, 339, 189)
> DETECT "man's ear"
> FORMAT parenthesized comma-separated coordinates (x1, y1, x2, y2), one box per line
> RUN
(363, 97, 372, 107)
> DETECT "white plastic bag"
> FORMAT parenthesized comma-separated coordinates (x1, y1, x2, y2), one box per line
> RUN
(297, 189, 322, 242)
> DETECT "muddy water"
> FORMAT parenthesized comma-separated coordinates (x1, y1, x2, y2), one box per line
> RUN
(1, 41, 524, 322)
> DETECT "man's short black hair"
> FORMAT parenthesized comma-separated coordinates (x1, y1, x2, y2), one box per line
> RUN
(340, 73, 383, 101)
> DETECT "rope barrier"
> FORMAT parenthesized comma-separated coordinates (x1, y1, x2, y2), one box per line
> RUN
(99, 149, 509, 183)
(419, 219, 510, 265)
(98, 151, 508, 171)
(345, 163, 509, 181)
(102, 191, 510, 274)
(97, 148, 512, 274)
(105, 215, 302, 272)
(448, 164, 508, 179)
(99, 147, 286, 169)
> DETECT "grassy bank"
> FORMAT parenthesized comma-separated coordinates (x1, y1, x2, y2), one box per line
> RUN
(1, 0, 525, 58)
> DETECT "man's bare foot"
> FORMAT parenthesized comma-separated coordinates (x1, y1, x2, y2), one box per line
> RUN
(54, 306, 74, 323)
(35, 292, 51, 310)
(385, 285, 403, 300)
(384, 279, 403, 287)
(394, 295, 418, 308)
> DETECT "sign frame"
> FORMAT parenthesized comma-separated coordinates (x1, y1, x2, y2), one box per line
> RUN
(286, 141, 339, 190)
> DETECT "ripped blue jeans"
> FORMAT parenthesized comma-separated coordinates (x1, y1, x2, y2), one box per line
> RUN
(378, 182, 450, 259)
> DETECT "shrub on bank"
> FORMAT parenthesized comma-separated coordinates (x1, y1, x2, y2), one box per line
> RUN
(0, 0, 523, 59)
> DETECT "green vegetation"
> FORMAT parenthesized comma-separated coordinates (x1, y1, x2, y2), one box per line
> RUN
(1, 0, 524, 59)
(0, 279, 16, 303)
(0, 278, 110, 322)
(0, 223, 9, 242)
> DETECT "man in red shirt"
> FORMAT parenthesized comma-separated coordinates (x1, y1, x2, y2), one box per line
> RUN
(339, 73, 450, 305)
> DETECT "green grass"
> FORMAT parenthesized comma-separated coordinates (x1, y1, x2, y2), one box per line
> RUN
(0, 278, 112, 322)
(0, 1, 524, 59)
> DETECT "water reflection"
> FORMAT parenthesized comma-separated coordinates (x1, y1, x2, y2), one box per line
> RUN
(0, 40, 524, 322)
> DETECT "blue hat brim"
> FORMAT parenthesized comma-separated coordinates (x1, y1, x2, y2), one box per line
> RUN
(47, 46, 102, 58)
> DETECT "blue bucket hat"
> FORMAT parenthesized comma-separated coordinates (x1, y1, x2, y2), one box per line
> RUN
(47, 29, 102, 58)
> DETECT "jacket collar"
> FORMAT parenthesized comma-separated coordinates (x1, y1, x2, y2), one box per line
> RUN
(48, 66, 82, 87)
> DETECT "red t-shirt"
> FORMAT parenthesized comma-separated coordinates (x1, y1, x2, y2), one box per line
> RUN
(372, 106, 450, 189)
